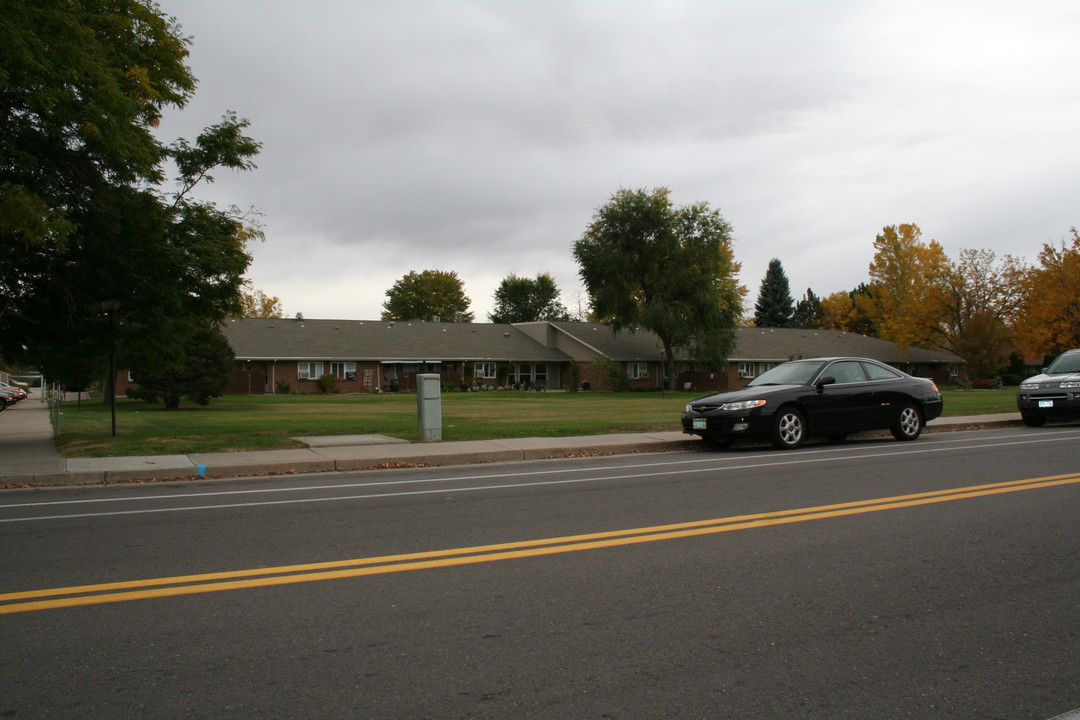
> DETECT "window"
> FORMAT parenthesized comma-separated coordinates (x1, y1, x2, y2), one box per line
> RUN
(298, 362, 324, 380)
(738, 362, 757, 379)
(862, 362, 901, 381)
(475, 362, 496, 379)
(330, 361, 357, 380)
(627, 362, 648, 379)
(826, 360, 867, 384)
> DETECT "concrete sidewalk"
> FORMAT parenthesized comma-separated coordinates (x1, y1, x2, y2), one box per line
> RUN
(0, 398, 1024, 488)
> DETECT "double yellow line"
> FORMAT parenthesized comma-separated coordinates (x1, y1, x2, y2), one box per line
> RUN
(3, 472, 1079, 615)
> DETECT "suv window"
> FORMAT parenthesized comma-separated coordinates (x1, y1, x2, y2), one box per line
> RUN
(1046, 351, 1080, 374)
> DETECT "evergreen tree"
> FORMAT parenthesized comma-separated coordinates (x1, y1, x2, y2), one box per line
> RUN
(791, 288, 823, 329)
(753, 258, 794, 327)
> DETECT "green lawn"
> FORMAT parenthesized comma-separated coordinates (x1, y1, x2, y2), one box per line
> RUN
(936, 386, 1018, 416)
(54, 387, 1019, 458)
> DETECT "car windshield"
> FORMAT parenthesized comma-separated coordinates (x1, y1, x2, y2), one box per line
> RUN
(747, 361, 825, 387)
(1045, 352, 1080, 375)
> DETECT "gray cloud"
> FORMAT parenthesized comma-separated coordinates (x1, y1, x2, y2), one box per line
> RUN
(155, 0, 1080, 320)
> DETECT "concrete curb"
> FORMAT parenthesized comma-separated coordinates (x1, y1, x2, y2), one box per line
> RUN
(0, 415, 1030, 489)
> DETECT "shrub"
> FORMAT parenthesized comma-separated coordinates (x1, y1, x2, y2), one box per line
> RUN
(592, 358, 630, 392)
(565, 363, 581, 392)
(275, 380, 291, 394)
(317, 374, 336, 394)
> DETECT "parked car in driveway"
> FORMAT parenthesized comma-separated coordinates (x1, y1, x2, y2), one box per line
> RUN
(0, 382, 27, 400)
(1017, 348, 1080, 427)
(682, 357, 943, 449)
(0, 388, 20, 409)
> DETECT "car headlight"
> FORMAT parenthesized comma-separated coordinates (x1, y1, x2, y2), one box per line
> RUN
(720, 399, 767, 411)
(685, 403, 693, 413)
(1060, 381, 1080, 389)
(1019, 383, 1040, 390)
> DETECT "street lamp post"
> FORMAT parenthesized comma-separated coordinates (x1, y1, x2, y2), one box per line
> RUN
(101, 301, 120, 437)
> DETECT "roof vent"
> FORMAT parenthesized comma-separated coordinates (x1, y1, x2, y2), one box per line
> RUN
(504, 332, 510, 337)
(295, 312, 303, 321)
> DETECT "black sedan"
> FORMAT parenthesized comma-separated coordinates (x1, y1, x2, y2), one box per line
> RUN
(1017, 348, 1080, 426)
(682, 357, 943, 449)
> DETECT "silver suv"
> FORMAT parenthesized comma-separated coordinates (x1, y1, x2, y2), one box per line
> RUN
(1017, 349, 1080, 426)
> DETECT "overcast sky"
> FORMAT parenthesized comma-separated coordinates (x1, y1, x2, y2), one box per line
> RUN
(154, 0, 1080, 322)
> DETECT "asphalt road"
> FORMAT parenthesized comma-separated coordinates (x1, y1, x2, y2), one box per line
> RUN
(3, 426, 1079, 719)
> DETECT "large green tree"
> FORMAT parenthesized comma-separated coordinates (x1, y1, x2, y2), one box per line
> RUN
(1, 0, 194, 247)
(573, 187, 744, 388)
(125, 321, 235, 409)
(753, 258, 795, 327)
(382, 270, 474, 322)
(0, 1, 261, 398)
(488, 273, 570, 323)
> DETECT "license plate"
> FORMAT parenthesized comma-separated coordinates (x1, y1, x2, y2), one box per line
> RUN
(692, 418, 707, 430)
(1039, 400, 1054, 408)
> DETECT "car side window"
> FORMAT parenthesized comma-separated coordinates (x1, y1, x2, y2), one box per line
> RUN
(827, 361, 867, 384)
(861, 362, 902, 381)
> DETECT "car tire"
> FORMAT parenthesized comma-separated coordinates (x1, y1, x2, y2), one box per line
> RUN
(770, 407, 805, 449)
(891, 403, 923, 441)
(1021, 413, 1046, 427)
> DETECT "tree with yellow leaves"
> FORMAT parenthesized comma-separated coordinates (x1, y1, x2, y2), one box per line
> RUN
(866, 224, 950, 351)
(238, 282, 284, 318)
(818, 285, 877, 336)
(1015, 228, 1080, 356)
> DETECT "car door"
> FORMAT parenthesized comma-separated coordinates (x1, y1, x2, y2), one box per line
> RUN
(811, 360, 875, 432)
(859, 360, 910, 427)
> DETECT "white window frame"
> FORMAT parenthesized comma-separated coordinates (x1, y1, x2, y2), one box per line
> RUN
(330, 361, 357, 380)
(475, 362, 496, 379)
(738, 362, 757, 379)
(298, 361, 324, 380)
(627, 361, 649, 379)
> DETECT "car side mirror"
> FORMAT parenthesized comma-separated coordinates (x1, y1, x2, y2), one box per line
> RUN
(815, 376, 836, 393)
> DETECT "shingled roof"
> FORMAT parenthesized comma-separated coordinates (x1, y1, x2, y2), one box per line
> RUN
(729, 327, 961, 365)
(222, 317, 960, 367)
(221, 317, 570, 362)
(525, 322, 960, 365)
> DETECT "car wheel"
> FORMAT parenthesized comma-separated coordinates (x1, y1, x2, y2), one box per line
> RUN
(891, 403, 923, 441)
(770, 407, 805, 449)
(702, 436, 732, 449)
(1021, 413, 1046, 427)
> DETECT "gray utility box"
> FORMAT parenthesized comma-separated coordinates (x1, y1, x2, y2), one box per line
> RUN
(416, 373, 442, 442)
